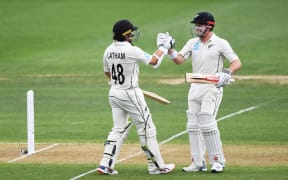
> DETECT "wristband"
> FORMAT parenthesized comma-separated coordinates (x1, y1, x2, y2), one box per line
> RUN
(169, 50, 178, 60)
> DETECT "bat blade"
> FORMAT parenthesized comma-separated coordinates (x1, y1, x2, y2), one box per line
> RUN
(185, 73, 219, 84)
(142, 90, 170, 105)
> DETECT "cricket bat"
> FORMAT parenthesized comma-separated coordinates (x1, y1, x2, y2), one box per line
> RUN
(142, 90, 170, 105)
(185, 73, 219, 84)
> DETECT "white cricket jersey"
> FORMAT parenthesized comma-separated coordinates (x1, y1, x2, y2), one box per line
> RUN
(103, 41, 152, 89)
(179, 33, 239, 74)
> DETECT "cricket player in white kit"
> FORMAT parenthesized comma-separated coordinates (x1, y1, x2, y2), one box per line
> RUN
(96, 19, 175, 175)
(158, 12, 242, 173)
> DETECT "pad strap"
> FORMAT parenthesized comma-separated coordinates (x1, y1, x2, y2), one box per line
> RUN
(152, 53, 165, 69)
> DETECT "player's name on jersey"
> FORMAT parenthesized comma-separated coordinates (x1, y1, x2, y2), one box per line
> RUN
(107, 52, 125, 59)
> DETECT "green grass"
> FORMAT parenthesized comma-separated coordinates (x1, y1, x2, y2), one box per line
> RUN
(0, 0, 287, 76)
(1, 164, 287, 180)
(1, 78, 287, 144)
(0, 0, 287, 179)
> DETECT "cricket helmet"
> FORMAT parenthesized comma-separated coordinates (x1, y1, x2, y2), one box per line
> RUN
(190, 12, 215, 30)
(113, 19, 138, 42)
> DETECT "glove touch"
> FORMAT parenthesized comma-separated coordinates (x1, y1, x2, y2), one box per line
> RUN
(157, 32, 175, 49)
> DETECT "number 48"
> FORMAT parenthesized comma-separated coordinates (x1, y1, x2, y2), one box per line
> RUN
(111, 64, 125, 85)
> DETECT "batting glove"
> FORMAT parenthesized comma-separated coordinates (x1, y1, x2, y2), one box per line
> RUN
(157, 33, 167, 47)
(157, 32, 175, 49)
(216, 69, 233, 88)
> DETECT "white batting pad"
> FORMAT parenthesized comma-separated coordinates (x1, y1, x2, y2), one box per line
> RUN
(186, 111, 206, 167)
(140, 119, 165, 170)
(198, 113, 225, 164)
(100, 122, 132, 169)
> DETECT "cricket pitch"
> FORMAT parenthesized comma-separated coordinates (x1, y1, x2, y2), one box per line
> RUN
(1, 143, 288, 166)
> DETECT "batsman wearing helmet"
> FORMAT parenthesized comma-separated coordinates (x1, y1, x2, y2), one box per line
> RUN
(96, 19, 175, 175)
(157, 12, 242, 173)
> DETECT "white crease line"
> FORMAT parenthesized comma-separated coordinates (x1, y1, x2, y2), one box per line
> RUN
(160, 106, 258, 145)
(69, 152, 145, 180)
(117, 151, 143, 163)
(8, 143, 59, 163)
(217, 106, 257, 122)
(70, 105, 258, 180)
(70, 169, 98, 180)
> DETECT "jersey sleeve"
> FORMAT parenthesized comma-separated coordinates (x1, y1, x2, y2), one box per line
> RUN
(220, 40, 239, 63)
(129, 46, 152, 65)
(178, 39, 194, 60)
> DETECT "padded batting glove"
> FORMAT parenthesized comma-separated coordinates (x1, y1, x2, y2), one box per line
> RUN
(157, 32, 175, 49)
(157, 33, 166, 47)
(216, 69, 233, 88)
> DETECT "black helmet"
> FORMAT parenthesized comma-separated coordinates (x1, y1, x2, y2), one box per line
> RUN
(113, 19, 138, 41)
(191, 12, 215, 30)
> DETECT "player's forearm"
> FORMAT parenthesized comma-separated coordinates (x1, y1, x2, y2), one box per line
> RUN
(150, 49, 165, 65)
(228, 59, 242, 74)
(168, 49, 185, 65)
